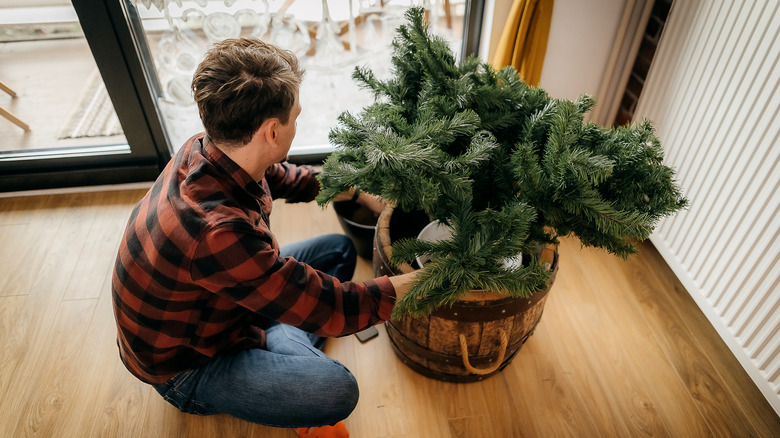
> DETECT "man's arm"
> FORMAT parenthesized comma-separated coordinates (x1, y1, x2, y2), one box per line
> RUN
(192, 223, 409, 336)
(265, 162, 320, 202)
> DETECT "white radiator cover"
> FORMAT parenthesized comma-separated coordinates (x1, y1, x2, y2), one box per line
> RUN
(633, 0, 779, 415)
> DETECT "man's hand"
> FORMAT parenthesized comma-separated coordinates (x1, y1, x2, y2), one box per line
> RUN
(387, 271, 419, 303)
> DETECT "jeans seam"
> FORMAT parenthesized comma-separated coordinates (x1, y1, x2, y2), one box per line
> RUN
(167, 389, 215, 415)
(164, 371, 216, 415)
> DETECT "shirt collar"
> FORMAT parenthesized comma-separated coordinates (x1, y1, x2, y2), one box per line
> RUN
(200, 135, 265, 199)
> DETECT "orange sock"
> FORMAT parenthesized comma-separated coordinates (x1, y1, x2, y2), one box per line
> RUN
(294, 421, 349, 438)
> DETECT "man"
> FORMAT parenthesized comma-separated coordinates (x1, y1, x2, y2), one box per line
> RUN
(111, 38, 417, 437)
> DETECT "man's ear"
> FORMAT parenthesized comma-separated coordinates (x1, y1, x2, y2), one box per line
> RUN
(258, 118, 279, 145)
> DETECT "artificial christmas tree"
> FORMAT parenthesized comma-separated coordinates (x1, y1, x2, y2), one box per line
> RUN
(317, 7, 686, 380)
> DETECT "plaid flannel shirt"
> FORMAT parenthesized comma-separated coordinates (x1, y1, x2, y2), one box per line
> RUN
(112, 133, 396, 384)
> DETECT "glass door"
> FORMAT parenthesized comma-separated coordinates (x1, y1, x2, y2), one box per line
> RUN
(0, 0, 479, 192)
(0, 1, 170, 192)
(113, 0, 474, 162)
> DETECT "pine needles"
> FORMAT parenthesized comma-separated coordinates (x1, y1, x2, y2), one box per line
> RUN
(316, 7, 687, 318)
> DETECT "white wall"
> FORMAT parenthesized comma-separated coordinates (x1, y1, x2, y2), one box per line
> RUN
(481, 0, 627, 108)
(538, 0, 626, 102)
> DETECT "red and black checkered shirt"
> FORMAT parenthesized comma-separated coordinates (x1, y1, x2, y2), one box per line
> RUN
(112, 133, 396, 384)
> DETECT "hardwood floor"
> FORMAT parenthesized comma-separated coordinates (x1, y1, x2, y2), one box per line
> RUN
(0, 189, 778, 437)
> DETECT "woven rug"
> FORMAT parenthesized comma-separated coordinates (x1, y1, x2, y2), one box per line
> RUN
(59, 71, 123, 139)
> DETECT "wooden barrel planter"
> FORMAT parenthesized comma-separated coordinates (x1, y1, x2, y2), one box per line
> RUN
(373, 205, 559, 382)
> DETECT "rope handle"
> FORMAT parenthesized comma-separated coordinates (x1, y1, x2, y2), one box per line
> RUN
(458, 330, 509, 375)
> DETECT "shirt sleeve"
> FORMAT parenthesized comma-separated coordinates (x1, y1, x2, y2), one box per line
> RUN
(189, 222, 396, 337)
(264, 162, 321, 203)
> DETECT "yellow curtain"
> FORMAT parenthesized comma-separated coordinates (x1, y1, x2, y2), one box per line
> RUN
(492, 0, 554, 86)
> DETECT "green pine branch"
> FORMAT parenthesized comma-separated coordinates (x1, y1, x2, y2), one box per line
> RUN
(316, 7, 687, 317)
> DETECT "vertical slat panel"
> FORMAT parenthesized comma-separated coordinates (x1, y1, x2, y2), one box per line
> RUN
(652, 0, 711, 245)
(697, 31, 779, 297)
(734, 229, 780, 341)
(634, 0, 780, 417)
(657, 1, 726, 186)
(675, 2, 769, 265)
(675, 2, 772, 270)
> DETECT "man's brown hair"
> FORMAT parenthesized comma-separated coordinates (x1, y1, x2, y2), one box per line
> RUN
(192, 38, 304, 147)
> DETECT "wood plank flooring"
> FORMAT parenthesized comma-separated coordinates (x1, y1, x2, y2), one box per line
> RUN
(0, 189, 778, 437)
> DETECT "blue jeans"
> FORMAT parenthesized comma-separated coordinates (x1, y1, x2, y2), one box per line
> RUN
(153, 233, 359, 428)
